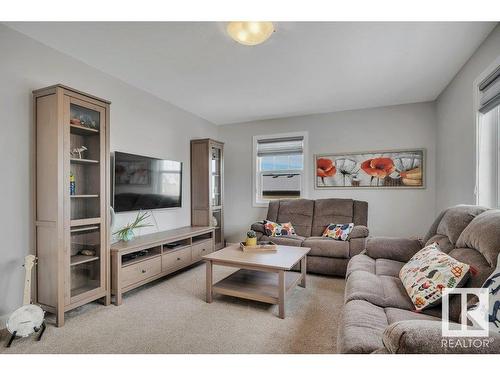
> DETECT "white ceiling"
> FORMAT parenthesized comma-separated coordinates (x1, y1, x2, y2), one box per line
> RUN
(7, 22, 497, 125)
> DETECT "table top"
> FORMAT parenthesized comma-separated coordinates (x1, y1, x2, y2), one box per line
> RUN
(202, 244, 310, 270)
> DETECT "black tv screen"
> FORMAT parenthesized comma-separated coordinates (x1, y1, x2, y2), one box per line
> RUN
(113, 151, 182, 212)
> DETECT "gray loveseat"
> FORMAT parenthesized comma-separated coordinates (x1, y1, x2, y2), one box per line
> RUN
(251, 198, 369, 276)
(337, 205, 500, 354)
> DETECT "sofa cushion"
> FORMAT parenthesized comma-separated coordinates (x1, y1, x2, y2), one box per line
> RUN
(275, 199, 314, 237)
(384, 307, 441, 325)
(260, 234, 305, 247)
(337, 300, 442, 354)
(425, 234, 454, 253)
(337, 300, 387, 354)
(345, 270, 414, 310)
(456, 209, 500, 267)
(353, 200, 369, 226)
(400, 243, 471, 311)
(303, 236, 349, 258)
(311, 198, 354, 236)
(436, 205, 487, 244)
(346, 254, 404, 278)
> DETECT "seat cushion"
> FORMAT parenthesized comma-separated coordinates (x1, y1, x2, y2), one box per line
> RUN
(346, 254, 404, 279)
(302, 236, 349, 258)
(337, 300, 387, 354)
(345, 270, 414, 310)
(337, 300, 441, 354)
(260, 234, 305, 247)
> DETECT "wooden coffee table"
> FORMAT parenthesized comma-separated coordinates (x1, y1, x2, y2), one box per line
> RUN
(202, 244, 310, 319)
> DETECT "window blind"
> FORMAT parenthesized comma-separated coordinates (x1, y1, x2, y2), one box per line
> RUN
(479, 65, 500, 114)
(257, 136, 304, 157)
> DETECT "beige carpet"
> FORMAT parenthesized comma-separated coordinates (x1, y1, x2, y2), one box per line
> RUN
(1, 263, 345, 354)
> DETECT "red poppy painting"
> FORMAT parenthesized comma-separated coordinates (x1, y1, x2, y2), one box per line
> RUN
(315, 149, 424, 188)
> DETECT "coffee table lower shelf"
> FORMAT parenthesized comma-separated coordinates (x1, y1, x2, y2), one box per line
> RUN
(213, 269, 302, 306)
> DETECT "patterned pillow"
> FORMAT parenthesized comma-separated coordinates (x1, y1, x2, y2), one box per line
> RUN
(322, 223, 354, 241)
(479, 254, 500, 333)
(399, 243, 471, 311)
(263, 220, 296, 237)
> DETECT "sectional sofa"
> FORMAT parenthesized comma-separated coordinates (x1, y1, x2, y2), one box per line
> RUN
(338, 205, 500, 354)
(251, 198, 369, 276)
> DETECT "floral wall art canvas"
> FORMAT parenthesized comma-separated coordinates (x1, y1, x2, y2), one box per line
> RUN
(315, 149, 424, 189)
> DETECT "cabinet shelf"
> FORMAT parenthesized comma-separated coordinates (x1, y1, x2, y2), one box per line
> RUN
(71, 194, 99, 199)
(70, 255, 100, 266)
(70, 124, 99, 135)
(71, 158, 99, 164)
(71, 217, 101, 227)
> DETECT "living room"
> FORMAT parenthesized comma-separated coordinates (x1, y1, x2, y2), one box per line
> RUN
(1, 0, 500, 372)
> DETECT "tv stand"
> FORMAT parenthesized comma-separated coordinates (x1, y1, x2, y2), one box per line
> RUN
(110, 226, 214, 305)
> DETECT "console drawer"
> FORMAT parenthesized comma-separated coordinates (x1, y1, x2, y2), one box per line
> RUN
(121, 256, 161, 288)
(192, 240, 213, 261)
(162, 247, 192, 272)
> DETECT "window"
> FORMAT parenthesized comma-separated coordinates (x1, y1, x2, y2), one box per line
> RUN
(253, 132, 307, 206)
(475, 61, 500, 207)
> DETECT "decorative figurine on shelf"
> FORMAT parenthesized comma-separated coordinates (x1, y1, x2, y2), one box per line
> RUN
(245, 230, 257, 247)
(113, 211, 153, 242)
(71, 145, 88, 159)
(70, 172, 76, 195)
(79, 249, 96, 257)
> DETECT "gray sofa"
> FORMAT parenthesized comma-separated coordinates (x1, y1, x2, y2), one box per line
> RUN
(337, 205, 500, 354)
(251, 198, 369, 276)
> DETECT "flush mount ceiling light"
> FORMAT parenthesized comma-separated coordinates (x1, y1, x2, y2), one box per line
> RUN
(226, 22, 275, 46)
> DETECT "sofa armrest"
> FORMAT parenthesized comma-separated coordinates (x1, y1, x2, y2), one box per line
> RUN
(365, 236, 423, 262)
(350, 225, 369, 239)
(250, 221, 266, 240)
(383, 320, 500, 354)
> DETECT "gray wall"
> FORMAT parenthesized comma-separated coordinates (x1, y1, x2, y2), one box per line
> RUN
(219, 102, 437, 242)
(0, 25, 217, 323)
(436, 25, 500, 211)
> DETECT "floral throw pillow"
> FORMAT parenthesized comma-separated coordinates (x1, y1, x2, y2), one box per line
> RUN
(322, 223, 354, 241)
(263, 220, 296, 237)
(399, 243, 471, 311)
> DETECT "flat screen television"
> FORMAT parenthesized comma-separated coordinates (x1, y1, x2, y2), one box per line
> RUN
(112, 151, 182, 212)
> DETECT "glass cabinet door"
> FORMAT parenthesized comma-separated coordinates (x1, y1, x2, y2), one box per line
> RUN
(211, 146, 221, 207)
(66, 96, 106, 303)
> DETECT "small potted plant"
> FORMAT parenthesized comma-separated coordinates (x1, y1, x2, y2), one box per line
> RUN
(113, 211, 153, 242)
(245, 230, 257, 247)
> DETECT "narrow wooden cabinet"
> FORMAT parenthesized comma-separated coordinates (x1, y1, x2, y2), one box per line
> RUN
(33, 85, 111, 326)
(191, 139, 224, 250)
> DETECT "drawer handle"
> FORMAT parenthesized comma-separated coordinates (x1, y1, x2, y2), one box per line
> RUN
(141, 270, 146, 273)
(177, 257, 181, 261)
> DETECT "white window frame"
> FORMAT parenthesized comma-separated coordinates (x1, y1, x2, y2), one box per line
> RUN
(474, 54, 500, 208)
(252, 131, 309, 207)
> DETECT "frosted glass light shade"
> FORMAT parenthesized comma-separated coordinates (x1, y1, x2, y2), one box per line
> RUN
(227, 22, 274, 46)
